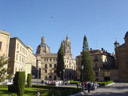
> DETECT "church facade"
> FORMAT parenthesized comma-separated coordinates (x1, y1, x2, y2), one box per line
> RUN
(36, 36, 76, 81)
(115, 32, 128, 81)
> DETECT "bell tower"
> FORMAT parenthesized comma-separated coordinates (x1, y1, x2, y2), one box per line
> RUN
(63, 35, 72, 57)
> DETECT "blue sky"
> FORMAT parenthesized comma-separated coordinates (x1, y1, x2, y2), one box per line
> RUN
(0, 0, 128, 57)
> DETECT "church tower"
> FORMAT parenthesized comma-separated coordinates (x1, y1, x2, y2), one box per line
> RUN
(114, 40, 120, 49)
(63, 35, 72, 57)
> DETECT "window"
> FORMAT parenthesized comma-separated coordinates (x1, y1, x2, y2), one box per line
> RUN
(94, 56, 98, 62)
(54, 76, 56, 80)
(95, 64, 98, 68)
(45, 70, 47, 73)
(96, 72, 98, 77)
(0, 42, 2, 50)
(50, 64, 52, 67)
(17, 43, 19, 49)
(16, 54, 18, 60)
(54, 64, 56, 68)
(45, 76, 47, 80)
(49, 75, 52, 79)
(20, 46, 22, 51)
(45, 64, 47, 68)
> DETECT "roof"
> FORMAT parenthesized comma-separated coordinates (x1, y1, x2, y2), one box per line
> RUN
(41, 53, 57, 57)
(0, 30, 10, 36)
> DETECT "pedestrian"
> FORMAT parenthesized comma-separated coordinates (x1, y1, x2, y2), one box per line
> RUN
(76, 83, 79, 88)
(88, 82, 91, 93)
(36, 92, 40, 96)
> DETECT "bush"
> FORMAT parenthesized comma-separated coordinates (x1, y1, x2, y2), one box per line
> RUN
(8, 85, 17, 92)
(47, 88, 81, 96)
(17, 72, 25, 96)
(0, 85, 8, 88)
(27, 74, 32, 87)
(8, 72, 25, 96)
(98, 80, 113, 86)
(32, 85, 81, 96)
(69, 80, 80, 84)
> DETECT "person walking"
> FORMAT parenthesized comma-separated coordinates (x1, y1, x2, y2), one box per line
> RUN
(36, 92, 41, 96)
(88, 82, 91, 93)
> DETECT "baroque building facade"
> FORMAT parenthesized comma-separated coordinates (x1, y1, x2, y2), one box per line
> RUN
(115, 32, 128, 81)
(8, 37, 36, 79)
(36, 36, 76, 81)
(36, 36, 58, 80)
(76, 49, 118, 81)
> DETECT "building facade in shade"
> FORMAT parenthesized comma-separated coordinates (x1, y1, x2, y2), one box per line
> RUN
(115, 32, 128, 81)
(8, 37, 36, 79)
(36, 36, 77, 81)
(76, 49, 118, 81)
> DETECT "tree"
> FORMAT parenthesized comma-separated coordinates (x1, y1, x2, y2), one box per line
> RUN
(81, 35, 95, 82)
(13, 72, 25, 96)
(56, 42, 65, 80)
(0, 56, 8, 82)
(27, 74, 32, 87)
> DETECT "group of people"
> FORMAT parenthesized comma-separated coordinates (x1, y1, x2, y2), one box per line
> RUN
(42, 80, 71, 86)
(81, 81, 99, 93)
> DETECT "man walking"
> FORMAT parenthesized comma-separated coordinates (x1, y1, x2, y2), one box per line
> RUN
(88, 82, 91, 93)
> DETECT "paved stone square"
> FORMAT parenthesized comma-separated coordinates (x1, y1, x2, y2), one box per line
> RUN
(83, 83, 128, 96)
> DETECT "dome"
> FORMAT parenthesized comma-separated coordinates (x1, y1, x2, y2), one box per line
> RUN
(41, 36, 45, 44)
(124, 31, 128, 43)
(36, 36, 50, 55)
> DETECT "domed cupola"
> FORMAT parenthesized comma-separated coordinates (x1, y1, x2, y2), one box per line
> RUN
(41, 36, 45, 44)
(36, 36, 50, 55)
(124, 31, 128, 43)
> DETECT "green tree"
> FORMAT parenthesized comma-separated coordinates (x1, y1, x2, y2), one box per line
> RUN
(56, 42, 65, 80)
(13, 72, 25, 96)
(0, 56, 8, 82)
(27, 74, 32, 87)
(81, 35, 95, 82)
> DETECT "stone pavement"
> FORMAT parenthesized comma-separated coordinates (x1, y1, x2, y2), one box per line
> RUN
(70, 83, 128, 96)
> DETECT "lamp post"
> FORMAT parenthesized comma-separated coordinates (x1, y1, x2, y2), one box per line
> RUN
(36, 56, 40, 85)
(63, 69, 65, 85)
(81, 65, 84, 91)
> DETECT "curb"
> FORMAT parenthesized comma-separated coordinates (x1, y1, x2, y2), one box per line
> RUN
(105, 82, 115, 86)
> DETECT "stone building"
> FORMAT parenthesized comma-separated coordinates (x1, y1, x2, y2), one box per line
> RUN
(0, 30, 10, 82)
(76, 49, 118, 81)
(8, 37, 36, 79)
(36, 36, 58, 80)
(62, 36, 77, 80)
(0, 30, 10, 57)
(115, 32, 128, 82)
(36, 36, 76, 81)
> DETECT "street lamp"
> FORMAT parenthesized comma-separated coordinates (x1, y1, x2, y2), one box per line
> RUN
(36, 56, 40, 85)
(63, 69, 65, 85)
(81, 65, 84, 91)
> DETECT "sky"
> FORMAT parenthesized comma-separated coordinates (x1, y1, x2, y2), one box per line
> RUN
(0, 0, 128, 57)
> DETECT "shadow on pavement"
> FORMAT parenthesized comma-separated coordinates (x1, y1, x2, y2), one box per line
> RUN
(86, 92, 128, 96)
